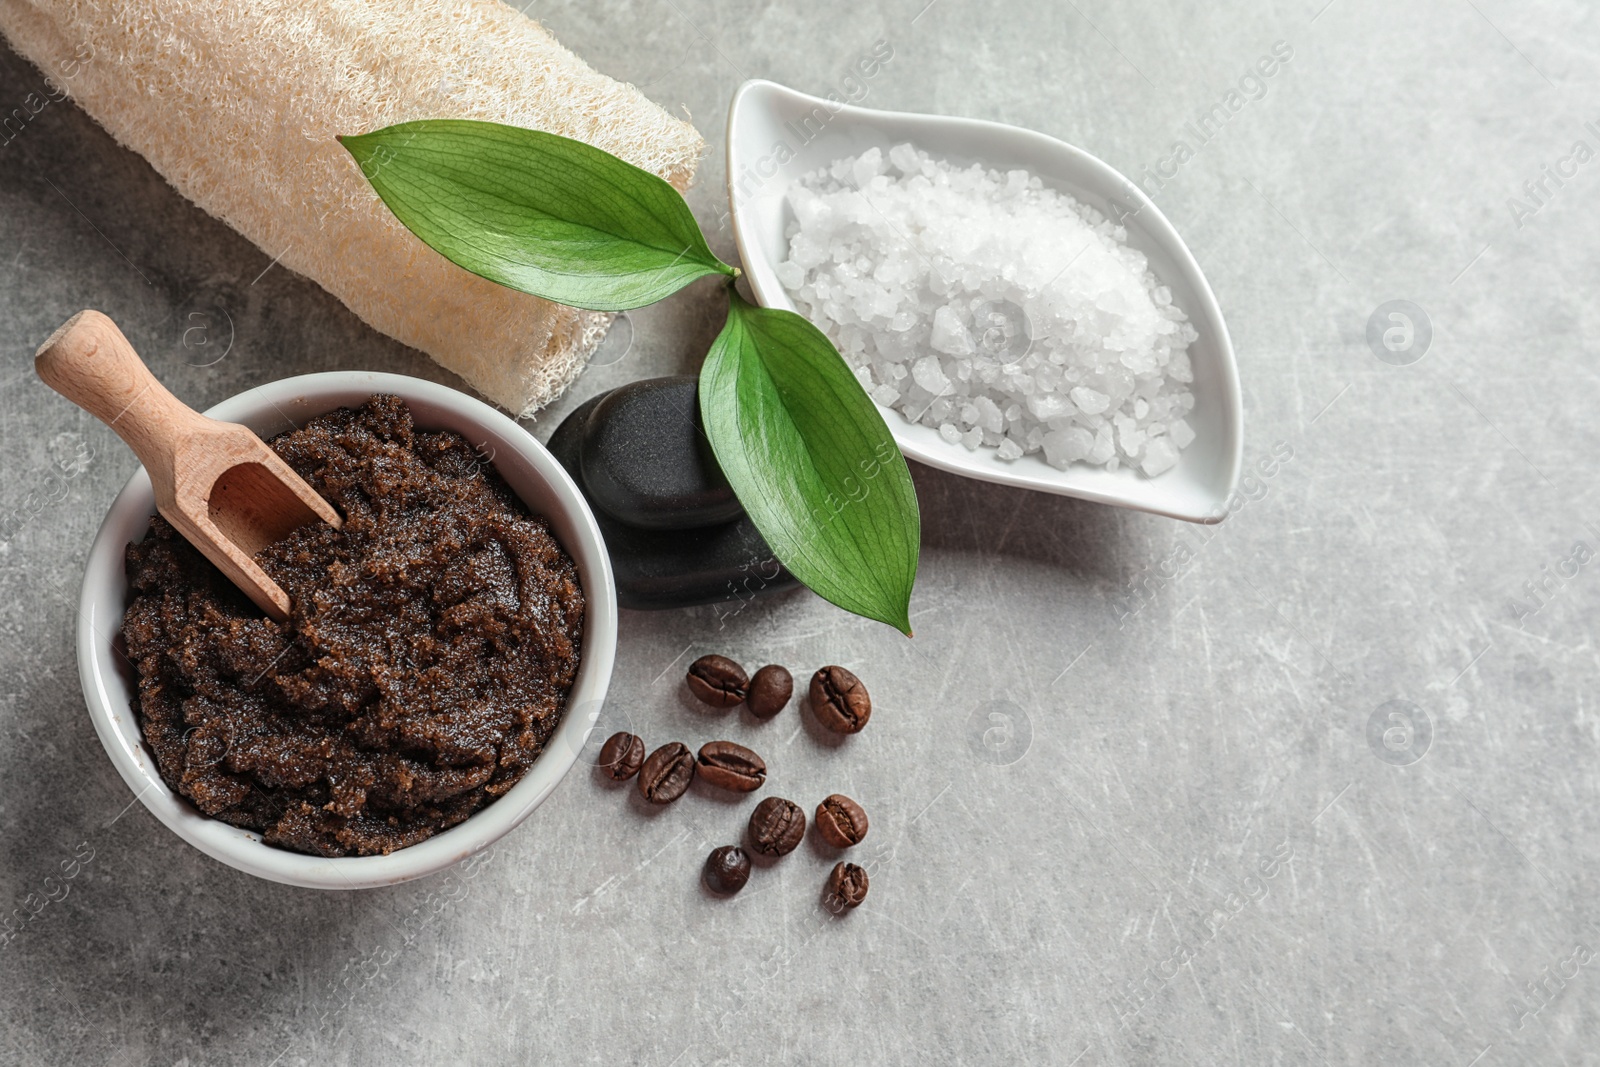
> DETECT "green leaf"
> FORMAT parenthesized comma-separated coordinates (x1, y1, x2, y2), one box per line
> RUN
(700, 292, 920, 634)
(339, 120, 736, 311)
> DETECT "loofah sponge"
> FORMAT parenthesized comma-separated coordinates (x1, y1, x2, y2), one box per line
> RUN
(0, 0, 706, 416)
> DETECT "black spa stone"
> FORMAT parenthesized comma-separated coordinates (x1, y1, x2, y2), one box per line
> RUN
(580, 377, 743, 530)
(546, 379, 799, 611)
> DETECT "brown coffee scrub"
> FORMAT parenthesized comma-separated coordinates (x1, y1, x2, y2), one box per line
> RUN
(122, 396, 585, 857)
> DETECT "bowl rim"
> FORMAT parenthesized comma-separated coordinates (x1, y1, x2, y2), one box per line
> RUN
(726, 77, 1244, 524)
(76, 371, 617, 890)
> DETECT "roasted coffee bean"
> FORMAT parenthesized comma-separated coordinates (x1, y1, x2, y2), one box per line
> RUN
(597, 731, 645, 780)
(814, 794, 869, 847)
(638, 742, 695, 804)
(824, 861, 869, 911)
(748, 796, 806, 856)
(809, 665, 871, 733)
(687, 654, 749, 707)
(702, 845, 751, 895)
(696, 741, 767, 792)
(746, 664, 793, 718)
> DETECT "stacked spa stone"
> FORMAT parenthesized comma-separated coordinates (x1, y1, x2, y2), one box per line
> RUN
(547, 378, 797, 609)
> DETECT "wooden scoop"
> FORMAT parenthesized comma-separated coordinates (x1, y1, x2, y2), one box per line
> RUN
(35, 310, 341, 621)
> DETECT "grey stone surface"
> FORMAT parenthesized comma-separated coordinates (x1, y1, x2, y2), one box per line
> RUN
(2, 1, 1597, 1064)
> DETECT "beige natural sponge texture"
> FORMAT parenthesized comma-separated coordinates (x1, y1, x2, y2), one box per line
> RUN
(0, 0, 705, 416)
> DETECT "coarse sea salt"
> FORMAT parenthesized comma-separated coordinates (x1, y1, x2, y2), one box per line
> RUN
(777, 143, 1198, 476)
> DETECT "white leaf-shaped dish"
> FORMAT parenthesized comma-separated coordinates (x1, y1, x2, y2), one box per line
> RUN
(726, 79, 1243, 523)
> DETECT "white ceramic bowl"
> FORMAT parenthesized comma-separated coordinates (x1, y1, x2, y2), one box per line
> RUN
(727, 79, 1243, 523)
(76, 372, 617, 889)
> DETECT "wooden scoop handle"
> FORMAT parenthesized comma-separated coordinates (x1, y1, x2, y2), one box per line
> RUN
(34, 310, 203, 495)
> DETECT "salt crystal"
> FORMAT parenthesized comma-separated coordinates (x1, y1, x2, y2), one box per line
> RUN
(912, 356, 949, 393)
(930, 306, 975, 356)
(1041, 429, 1078, 468)
(1170, 352, 1193, 383)
(1089, 426, 1114, 464)
(1140, 436, 1179, 476)
(1063, 426, 1094, 460)
(1070, 386, 1110, 415)
(851, 146, 885, 188)
(974, 395, 1003, 432)
(1027, 393, 1070, 420)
